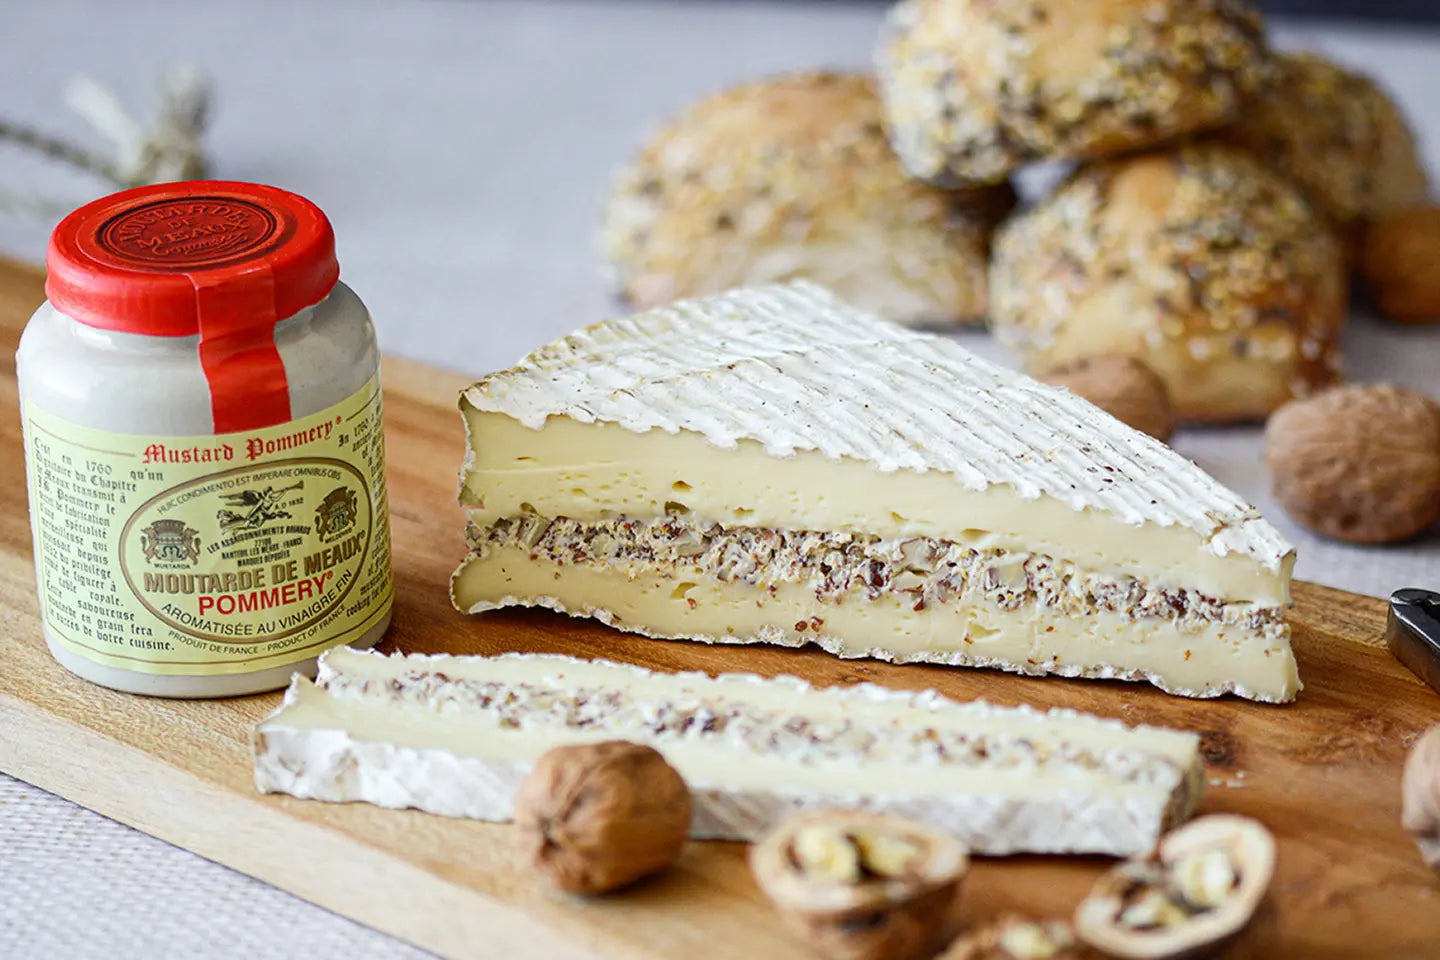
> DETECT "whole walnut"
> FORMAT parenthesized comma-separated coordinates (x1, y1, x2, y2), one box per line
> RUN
(1265, 385, 1440, 543)
(1361, 206, 1440, 323)
(1402, 726, 1440, 872)
(1039, 355, 1175, 442)
(514, 740, 691, 895)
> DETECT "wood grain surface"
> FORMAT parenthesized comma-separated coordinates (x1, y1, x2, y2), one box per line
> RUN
(1, 257, 1437, 959)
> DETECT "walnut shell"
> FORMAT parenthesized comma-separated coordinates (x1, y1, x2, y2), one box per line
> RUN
(1265, 385, 1440, 543)
(939, 914, 1099, 959)
(1402, 726, 1440, 872)
(1361, 206, 1440, 323)
(1039, 356, 1176, 442)
(750, 809, 969, 960)
(1074, 815, 1275, 960)
(513, 740, 691, 895)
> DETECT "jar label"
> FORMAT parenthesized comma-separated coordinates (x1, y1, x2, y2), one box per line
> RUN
(23, 375, 393, 675)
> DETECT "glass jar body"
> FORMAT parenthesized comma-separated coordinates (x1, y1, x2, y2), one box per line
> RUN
(17, 282, 393, 696)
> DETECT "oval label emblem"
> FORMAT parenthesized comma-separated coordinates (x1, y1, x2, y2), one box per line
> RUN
(119, 457, 372, 645)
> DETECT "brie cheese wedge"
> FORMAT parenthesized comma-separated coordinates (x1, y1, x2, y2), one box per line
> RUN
(253, 648, 1204, 856)
(454, 282, 1299, 702)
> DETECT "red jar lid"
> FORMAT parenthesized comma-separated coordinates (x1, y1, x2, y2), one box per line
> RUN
(46, 182, 341, 433)
(46, 180, 339, 337)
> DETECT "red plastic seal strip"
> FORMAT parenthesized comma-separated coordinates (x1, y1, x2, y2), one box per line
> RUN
(46, 182, 340, 433)
(192, 258, 292, 432)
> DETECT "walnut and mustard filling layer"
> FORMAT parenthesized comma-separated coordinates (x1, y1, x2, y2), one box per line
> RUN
(321, 669, 1187, 788)
(468, 513, 1285, 637)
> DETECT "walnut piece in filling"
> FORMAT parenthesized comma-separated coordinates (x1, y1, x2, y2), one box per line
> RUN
(471, 513, 1285, 636)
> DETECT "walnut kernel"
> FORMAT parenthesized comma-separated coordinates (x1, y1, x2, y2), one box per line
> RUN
(1266, 385, 1440, 543)
(1039, 356, 1176, 442)
(513, 740, 691, 895)
(1361, 206, 1440, 323)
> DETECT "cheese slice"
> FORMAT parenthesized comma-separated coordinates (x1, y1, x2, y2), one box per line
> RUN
(454, 282, 1299, 702)
(253, 647, 1205, 856)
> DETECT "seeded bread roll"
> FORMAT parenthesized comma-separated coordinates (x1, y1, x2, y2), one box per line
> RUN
(600, 72, 1014, 327)
(989, 144, 1346, 423)
(876, 0, 1270, 187)
(1217, 52, 1429, 238)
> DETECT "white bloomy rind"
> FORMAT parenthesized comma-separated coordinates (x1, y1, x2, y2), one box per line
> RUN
(253, 648, 1205, 857)
(461, 281, 1290, 570)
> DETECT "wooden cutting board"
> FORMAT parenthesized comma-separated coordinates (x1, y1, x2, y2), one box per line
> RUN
(1, 255, 1437, 959)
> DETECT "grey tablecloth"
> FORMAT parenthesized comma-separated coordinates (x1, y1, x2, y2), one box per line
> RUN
(3, 1, 1440, 956)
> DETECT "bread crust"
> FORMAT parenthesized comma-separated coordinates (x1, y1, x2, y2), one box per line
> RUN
(1217, 52, 1429, 234)
(877, 0, 1270, 186)
(600, 72, 1013, 327)
(989, 144, 1346, 423)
